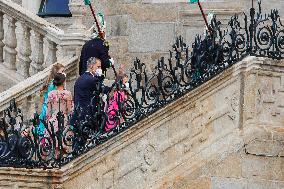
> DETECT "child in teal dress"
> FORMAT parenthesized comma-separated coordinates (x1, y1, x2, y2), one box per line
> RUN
(36, 63, 65, 136)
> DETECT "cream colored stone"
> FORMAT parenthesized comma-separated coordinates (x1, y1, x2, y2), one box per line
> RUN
(0, 0, 87, 89)
(0, 1, 284, 188)
(214, 155, 242, 178)
(0, 12, 4, 64)
(3, 15, 17, 70)
(173, 177, 211, 189)
(0, 57, 282, 189)
(68, 0, 86, 34)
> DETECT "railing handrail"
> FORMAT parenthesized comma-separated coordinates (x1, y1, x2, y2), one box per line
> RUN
(0, 0, 64, 43)
(0, 56, 78, 112)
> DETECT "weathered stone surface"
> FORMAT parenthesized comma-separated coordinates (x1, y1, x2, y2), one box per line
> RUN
(246, 139, 284, 157)
(108, 15, 130, 37)
(129, 22, 176, 53)
(0, 63, 22, 92)
(1, 1, 284, 188)
(213, 155, 242, 178)
(211, 177, 284, 189)
(241, 154, 284, 181)
(0, 57, 283, 189)
(22, 0, 41, 14)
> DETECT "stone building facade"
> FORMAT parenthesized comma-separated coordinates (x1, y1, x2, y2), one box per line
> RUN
(11, 0, 284, 77)
(0, 1, 283, 188)
(6, 1, 284, 63)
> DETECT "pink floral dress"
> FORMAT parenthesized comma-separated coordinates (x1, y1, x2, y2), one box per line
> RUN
(46, 89, 73, 134)
(105, 91, 126, 132)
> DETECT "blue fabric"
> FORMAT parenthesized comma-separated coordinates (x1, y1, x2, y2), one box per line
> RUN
(36, 82, 56, 135)
(74, 72, 102, 109)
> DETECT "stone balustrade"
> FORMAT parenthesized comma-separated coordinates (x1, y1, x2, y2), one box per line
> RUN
(0, 0, 87, 79)
(0, 56, 78, 119)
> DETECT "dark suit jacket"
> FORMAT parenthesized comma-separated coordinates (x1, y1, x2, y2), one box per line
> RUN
(74, 72, 103, 109)
(79, 37, 111, 75)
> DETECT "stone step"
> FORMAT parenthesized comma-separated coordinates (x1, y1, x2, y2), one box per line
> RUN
(0, 63, 24, 92)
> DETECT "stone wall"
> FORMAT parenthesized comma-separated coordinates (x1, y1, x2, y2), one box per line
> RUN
(93, 0, 247, 73)
(61, 0, 284, 78)
(0, 62, 23, 93)
(9, 0, 284, 76)
(11, 0, 21, 5)
(0, 56, 283, 188)
(42, 0, 248, 76)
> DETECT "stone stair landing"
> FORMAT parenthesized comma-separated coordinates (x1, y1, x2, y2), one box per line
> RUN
(0, 64, 23, 93)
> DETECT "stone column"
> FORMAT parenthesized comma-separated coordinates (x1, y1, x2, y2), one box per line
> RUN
(30, 31, 44, 75)
(0, 12, 4, 63)
(45, 39, 57, 67)
(4, 15, 17, 70)
(17, 23, 31, 78)
(68, 0, 86, 34)
(22, 0, 41, 14)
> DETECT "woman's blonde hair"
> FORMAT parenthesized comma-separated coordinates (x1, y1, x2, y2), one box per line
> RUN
(41, 63, 65, 93)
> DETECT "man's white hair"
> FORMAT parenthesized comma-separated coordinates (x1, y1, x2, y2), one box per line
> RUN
(87, 57, 99, 68)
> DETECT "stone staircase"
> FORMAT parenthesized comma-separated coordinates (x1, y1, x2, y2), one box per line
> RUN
(0, 57, 283, 189)
(0, 1, 283, 189)
(0, 64, 22, 93)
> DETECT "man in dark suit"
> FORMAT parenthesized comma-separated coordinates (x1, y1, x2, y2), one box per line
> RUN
(79, 12, 114, 75)
(74, 57, 104, 110)
(73, 57, 110, 132)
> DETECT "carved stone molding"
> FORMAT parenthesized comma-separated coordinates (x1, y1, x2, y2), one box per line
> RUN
(140, 144, 158, 174)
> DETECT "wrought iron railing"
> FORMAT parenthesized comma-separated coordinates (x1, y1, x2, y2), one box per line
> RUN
(0, 1, 284, 169)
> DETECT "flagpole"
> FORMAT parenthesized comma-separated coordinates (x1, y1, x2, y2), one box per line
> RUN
(88, 4, 104, 39)
(197, 0, 212, 34)
(85, 1, 118, 77)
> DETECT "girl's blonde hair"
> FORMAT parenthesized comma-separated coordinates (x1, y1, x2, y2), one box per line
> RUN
(41, 63, 64, 93)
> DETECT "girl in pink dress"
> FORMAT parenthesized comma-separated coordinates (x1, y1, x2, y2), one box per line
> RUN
(45, 73, 73, 157)
(105, 74, 129, 132)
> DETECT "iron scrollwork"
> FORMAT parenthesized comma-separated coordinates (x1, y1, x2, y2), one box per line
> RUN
(0, 1, 284, 169)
